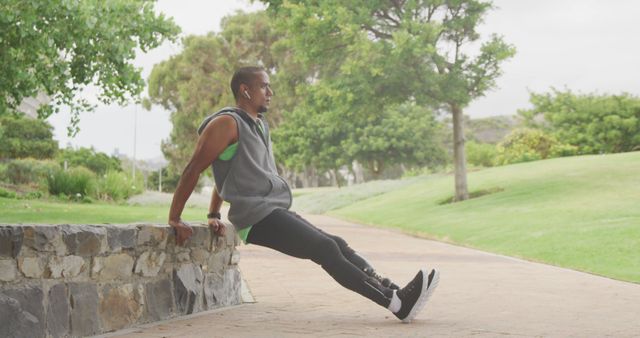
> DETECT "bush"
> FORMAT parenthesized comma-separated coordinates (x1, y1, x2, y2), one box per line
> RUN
(465, 141, 498, 167)
(47, 166, 96, 198)
(5, 158, 60, 185)
(550, 143, 579, 158)
(0, 163, 7, 182)
(0, 114, 58, 159)
(148, 168, 181, 193)
(520, 90, 640, 154)
(19, 191, 43, 200)
(0, 187, 17, 199)
(495, 128, 576, 165)
(95, 170, 144, 201)
(56, 147, 121, 175)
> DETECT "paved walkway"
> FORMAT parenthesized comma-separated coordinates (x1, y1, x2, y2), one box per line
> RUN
(110, 214, 640, 337)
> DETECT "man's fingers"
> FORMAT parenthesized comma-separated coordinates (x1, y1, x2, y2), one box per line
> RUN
(174, 225, 193, 246)
(215, 223, 226, 236)
(210, 221, 225, 236)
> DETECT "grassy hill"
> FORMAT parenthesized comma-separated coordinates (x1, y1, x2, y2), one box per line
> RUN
(328, 152, 640, 283)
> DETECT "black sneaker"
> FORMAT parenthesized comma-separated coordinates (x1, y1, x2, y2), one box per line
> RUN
(394, 268, 439, 323)
(364, 267, 400, 290)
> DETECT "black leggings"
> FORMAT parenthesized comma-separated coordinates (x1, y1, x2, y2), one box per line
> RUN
(246, 208, 392, 307)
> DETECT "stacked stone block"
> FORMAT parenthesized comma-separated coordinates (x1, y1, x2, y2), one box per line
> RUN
(0, 223, 242, 338)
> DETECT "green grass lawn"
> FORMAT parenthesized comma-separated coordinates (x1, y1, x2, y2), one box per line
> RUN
(292, 177, 422, 214)
(330, 152, 640, 283)
(0, 198, 205, 225)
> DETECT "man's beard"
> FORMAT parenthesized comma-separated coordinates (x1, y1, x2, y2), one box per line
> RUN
(258, 105, 268, 113)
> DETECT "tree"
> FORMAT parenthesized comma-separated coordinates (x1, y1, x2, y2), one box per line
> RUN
(272, 84, 448, 182)
(0, 0, 179, 135)
(148, 34, 236, 176)
(520, 89, 640, 154)
(264, 2, 445, 180)
(347, 103, 447, 177)
(263, 0, 515, 199)
(0, 114, 58, 159)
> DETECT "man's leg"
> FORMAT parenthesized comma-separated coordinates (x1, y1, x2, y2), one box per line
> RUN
(289, 212, 399, 289)
(247, 208, 393, 308)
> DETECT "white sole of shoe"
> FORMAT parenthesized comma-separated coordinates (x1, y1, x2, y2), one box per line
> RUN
(402, 268, 440, 323)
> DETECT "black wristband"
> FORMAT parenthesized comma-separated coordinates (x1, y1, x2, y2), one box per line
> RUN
(207, 211, 221, 219)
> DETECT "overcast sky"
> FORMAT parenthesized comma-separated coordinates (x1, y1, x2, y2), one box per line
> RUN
(47, 0, 640, 161)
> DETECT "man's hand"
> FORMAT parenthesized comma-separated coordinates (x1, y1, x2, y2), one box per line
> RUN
(169, 219, 193, 246)
(208, 218, 227, 237)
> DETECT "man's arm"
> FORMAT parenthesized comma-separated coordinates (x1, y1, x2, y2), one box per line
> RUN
(168, 115, 237, 245)
(207, 187, 226, 236)
(209, 188, 223, 217)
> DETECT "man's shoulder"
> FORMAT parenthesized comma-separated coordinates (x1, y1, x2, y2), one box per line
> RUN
(198, 108, 239, 135)
(215, 106, 240, 116)
(206, 114, 238, 131)
(213, 114, 237, 126)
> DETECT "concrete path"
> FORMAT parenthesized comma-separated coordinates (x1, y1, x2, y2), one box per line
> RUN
(110, 214, 640, 337)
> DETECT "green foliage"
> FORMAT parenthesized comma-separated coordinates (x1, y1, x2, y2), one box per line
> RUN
(347, 104, 447, 176)
(465, 141, 498, 167)
(0, 114, 58, 159)
(271, 55, 447, 176)
(20, 191, 43, 200)
(0, 163, 6, 182)
(47, 167, 96, 198)
(263, 0, 516, 113)
(44, 165, 143, 202)
(56, 147, 121, 175)
(262, 0, 514, 189)
(520, 90, 640, 154)
(0, 187, 17, 199)
(0, 0, 180, 135)
(4, 158, 60, 185)
(147, 168, 180, 193)
(495, 128, 577, 165)
(94, 170, 143, 202)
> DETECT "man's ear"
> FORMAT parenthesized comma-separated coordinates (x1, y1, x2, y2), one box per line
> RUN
(239, 83, 248, 94)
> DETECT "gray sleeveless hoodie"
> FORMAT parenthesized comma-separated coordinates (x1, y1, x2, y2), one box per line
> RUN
(197, 107, 292, 229)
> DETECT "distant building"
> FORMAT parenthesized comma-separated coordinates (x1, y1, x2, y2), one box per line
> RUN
(16, 92, 51, 118)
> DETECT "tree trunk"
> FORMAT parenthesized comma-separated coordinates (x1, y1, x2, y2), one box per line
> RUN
(352, 160, 365, 184)
(368, 159, 384, 180)
(300, 166, 309, 188)
(451, 103, 469, 201)
(304, 166, 318, 187)
(329, 169, 340, 187)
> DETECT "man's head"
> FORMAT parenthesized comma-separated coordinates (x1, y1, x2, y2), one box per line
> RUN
(231, 66, 273, 113)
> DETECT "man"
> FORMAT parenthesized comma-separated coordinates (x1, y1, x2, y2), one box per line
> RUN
(168, 66, 439, 323)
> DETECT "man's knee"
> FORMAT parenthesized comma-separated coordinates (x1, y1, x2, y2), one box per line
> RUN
(328, 234, 356, 257)
(310, 236, 342, 266)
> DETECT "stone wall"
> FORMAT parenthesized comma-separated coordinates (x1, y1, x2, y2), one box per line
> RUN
(0, 223, 243, 338)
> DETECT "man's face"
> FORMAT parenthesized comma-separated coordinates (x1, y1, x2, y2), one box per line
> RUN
(247, 71, 273, 113)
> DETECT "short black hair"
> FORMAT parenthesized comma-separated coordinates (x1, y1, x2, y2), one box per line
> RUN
(230, 66, 265, 100)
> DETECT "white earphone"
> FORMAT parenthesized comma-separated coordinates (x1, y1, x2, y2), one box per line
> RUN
(244, 90, 251, 100)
